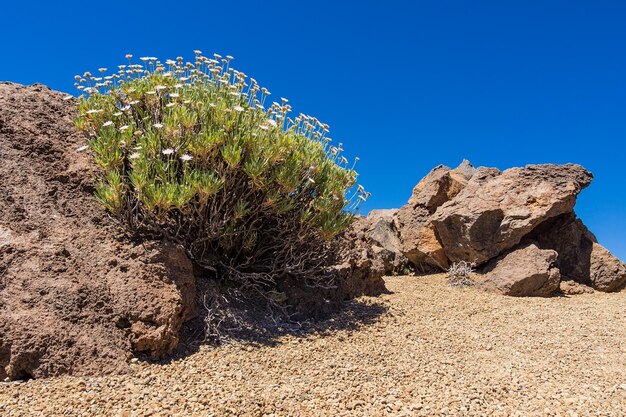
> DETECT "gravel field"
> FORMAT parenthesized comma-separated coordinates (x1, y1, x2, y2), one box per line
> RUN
(1, 274, 625, 416)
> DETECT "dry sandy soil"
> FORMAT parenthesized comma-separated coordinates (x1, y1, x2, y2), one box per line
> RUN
(1, 274, 625, 417)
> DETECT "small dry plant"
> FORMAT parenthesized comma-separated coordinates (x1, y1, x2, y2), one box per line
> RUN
(447, 261, 475, 287)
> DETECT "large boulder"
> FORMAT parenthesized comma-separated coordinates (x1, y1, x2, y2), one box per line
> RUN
(396, 160, 475, 270)
(523, 213, 626, 292)
(479, 244, 561, 297)
(432, 164, 593, 266)
(0, 83, 196, 380)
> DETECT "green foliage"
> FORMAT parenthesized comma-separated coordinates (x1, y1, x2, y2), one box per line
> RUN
(75, 52, 369, 297)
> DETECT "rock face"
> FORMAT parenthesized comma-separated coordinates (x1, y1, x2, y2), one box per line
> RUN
(480, 244, 561, 297)
(0, 83, 196, 380)
(432, 164, 593, 266)
(396, 161, 475, 270)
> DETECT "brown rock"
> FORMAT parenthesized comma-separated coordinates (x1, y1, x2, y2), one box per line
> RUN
(524, 213, 626, 292)
(396, 160, 475, 270)
(432, 164, 593, 266)
(559, 280, 594, 295)
(366, 209, 407, 274)
(479, 244, 561, 297)
(0, 83, 196, 380)
(331, 216, 387, 299)
(589, 244, 626, 292)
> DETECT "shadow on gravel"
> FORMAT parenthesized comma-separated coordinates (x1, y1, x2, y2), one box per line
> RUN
(160, 289, 389, 364)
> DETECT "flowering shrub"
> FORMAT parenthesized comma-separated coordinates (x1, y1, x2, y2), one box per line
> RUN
(74, 52, 369, 303)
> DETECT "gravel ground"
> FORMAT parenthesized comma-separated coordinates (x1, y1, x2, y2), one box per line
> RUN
(2, 274, 625, 416)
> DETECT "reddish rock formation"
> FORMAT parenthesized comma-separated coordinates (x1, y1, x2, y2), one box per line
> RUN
(431, 164, 593, 266)
(0, 83, 196, 380)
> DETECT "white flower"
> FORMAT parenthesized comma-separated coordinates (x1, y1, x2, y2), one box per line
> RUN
(146, 91, 156, 95)
(63, 95, 73, 101)
(125, 54, 133, 60)
(129, 100, 140, 105)
(174, 83, 183, 89)
(233, 105, 244, 112)
(119, 125, 130, 131)
(140, 57, 150, 62)
(166, 103, 176, 108)
(98, 67, 107, 73)
(102, 121, 114, 127)
(170, 93, 180, 98)
(358, 195, 367, 202)
(76, 145, 89, 152)
(162, 148, 174, 155)
(129, 152, 140, 159)
(153, 123, 164, 129)
(267, 119, 277, 127)
(155, 85, 167, 91)
(180, 154, 193, 162)
(113, 112, 123, 117)
(281, 97, 289, 103)
(259, 125, 269, 131)
(85, 109, 102, 115)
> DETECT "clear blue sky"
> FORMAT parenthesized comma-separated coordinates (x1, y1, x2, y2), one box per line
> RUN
(2, 1, 625, 259)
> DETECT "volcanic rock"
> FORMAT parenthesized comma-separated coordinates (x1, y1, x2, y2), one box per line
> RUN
(588, 243, 626, 292)
(559, 280, 594, 295)
(396, 160, 475, 270)
(479, 244, 561, 297)
(432, 164, 593, 266)
(331, 216, 387, 299)
(0, 83, 196, 380)
(366, 209, 407, 274)
(524, 213, 626, 292)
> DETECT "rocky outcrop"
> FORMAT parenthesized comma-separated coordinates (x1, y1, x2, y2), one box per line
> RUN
(395, 160, 623, 296)
(0, 83, 196, 380)
(479, 244, 561, 297)
(396, 161, 475, 270)
(432, 164, 593, 266)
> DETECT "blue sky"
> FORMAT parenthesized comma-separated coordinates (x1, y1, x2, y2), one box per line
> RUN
(2, 1, 625, 259)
